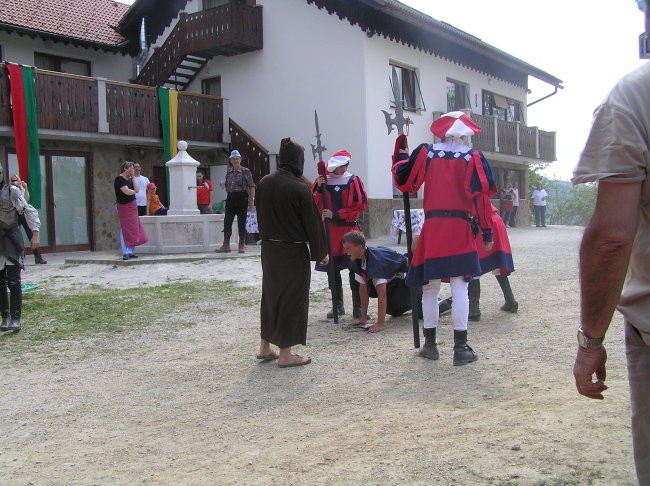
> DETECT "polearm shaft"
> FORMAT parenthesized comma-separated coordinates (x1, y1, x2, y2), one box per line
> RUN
(312, 110, 339, 324)
(385, 67, 420, 348)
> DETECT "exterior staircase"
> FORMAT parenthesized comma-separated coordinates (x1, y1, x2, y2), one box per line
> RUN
(135, 3, 262, 90)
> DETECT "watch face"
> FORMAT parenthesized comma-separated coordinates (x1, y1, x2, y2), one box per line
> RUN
(577, 328, 603, 347)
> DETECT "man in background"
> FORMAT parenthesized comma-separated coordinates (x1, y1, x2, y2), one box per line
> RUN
(571, 3, 650, 482)
(133, 162, 149, 217)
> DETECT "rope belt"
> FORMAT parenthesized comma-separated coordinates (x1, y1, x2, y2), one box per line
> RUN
(264, 239, 307, 244)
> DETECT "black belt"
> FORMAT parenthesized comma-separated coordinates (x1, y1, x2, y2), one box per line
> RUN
(425, 210, 479, 237)
(425, 210, 471, 220)
(331, 220, 359, 227)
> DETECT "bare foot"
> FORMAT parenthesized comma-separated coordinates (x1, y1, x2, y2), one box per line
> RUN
(277, 354, 311, 368)
(367, 323, 384, 333)
(256, 351, 279, 361)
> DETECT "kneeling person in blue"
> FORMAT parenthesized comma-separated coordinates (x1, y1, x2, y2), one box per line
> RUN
(342, 231, 414, 334)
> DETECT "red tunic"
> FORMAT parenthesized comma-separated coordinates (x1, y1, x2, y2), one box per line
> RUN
(312, 173, 368, 271)
(393, 141, 496, 285)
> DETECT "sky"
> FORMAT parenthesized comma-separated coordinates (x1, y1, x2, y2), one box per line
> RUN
(399, 0, 646, 180)
(115, 0, 646, 180)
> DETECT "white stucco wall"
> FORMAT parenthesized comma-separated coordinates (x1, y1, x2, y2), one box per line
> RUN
(188, 0, 368, 185)
(0, 32, 133, 80)
(182, 0, 531, 198)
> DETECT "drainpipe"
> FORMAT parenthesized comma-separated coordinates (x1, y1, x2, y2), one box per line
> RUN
(527, 86, 562, 107)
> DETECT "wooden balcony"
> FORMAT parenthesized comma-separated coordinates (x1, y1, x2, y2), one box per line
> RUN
(469, 113, 556, 162)
(136, 3, 263, 88)
(0, 65, 226, 146)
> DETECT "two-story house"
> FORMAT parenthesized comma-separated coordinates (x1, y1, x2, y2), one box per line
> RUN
(0, 0, 562, 253)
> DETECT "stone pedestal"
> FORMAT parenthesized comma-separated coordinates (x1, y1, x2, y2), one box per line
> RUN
(136, 141, 240, 254)
(167, 140, 200, 216)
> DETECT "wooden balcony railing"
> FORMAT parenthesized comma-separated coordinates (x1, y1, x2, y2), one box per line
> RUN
(469, 113, 556, 162)
(0, 65, 225, 144)
(135, 3, 263, 88)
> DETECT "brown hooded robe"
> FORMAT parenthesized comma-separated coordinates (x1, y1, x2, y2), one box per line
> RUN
(256, 138, 327, 347)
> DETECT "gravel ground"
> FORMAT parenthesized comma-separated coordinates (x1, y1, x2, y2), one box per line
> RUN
(0, 225, 637, 485)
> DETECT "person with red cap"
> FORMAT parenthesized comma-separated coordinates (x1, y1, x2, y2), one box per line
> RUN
(312, 149, 368, 319)
(393, 111, 496, 365)
(146, 182, 168, 216)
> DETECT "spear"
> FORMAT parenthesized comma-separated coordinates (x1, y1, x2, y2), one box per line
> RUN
(312, 110, 339, 324)
(384, 67, 420, 348)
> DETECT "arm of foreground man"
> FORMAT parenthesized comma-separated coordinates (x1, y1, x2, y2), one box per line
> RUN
(574, 181, 641, 399)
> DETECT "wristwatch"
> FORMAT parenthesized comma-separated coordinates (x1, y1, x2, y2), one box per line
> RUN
(577, 327, 604, 348)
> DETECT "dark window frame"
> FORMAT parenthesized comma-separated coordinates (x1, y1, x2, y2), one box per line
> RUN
(482, 90, 524, 123)
(446, 79, 471, 112)
(389, 62, 425, 113)
(34, 52, 91, 76)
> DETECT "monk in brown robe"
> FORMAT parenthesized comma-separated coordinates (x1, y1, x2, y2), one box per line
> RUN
(255, 138, 328, 368)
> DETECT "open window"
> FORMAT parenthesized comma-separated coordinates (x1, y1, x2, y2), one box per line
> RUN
(389, 62, 425, 113)
(482, 90, 523, 123)
(446, 79, 470, 112)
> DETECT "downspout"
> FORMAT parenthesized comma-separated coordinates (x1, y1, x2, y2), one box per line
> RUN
(135, 17, 149, 77)
(527, 86, 562, 107)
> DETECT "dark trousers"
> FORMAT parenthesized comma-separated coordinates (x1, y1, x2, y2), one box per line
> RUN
(223, 191, 248, 240)
(0, 264, 22, 319)
(534, 205, 546, 226)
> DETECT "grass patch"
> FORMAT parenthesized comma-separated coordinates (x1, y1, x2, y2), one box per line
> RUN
(0, 281, 257, 346)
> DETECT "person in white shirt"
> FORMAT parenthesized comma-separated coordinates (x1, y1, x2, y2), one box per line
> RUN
(509, 181, 520, 227)
(531, 181, 548, 227)
(133, 162, 150, 216)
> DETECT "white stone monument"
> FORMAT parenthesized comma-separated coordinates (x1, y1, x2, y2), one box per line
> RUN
(166, 140, 200, 216)
(136, 140, 227, 254)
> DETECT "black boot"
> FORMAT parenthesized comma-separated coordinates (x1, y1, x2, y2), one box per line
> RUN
(419, 327, 439, 360)
(327, 296, 345, 318)
(438, 297, 452, 317)
(496, 275, 518, 313)
(453, 330, 478, 366)
(327, 273, 345, 319)
(7, 266, 21, 332)
(350, 272, 361, 319)
(468, 279, 481, 321)
(0, 280, 8, 332)
(34, 248, 47, 264)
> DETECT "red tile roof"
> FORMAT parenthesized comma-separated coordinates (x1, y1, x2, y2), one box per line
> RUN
(0, 0, 130, 47)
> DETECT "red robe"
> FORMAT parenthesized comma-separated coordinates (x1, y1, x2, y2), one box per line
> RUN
(393, 141, 496, 286)
(312, 173, 368, 271)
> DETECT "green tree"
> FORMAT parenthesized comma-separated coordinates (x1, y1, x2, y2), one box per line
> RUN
(527, 166, 596, 226)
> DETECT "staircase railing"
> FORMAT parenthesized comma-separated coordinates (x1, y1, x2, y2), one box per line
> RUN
(229, 118, 270, 184)
(135, 3, 263, 88)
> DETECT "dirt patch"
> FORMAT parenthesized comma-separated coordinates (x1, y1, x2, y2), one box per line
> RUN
(0, 226, 636, 485)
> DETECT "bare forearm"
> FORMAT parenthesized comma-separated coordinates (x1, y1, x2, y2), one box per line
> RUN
(579, 226, 632, 337)
(578, 181, 640, 338)
(376, 285, 387, 326)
